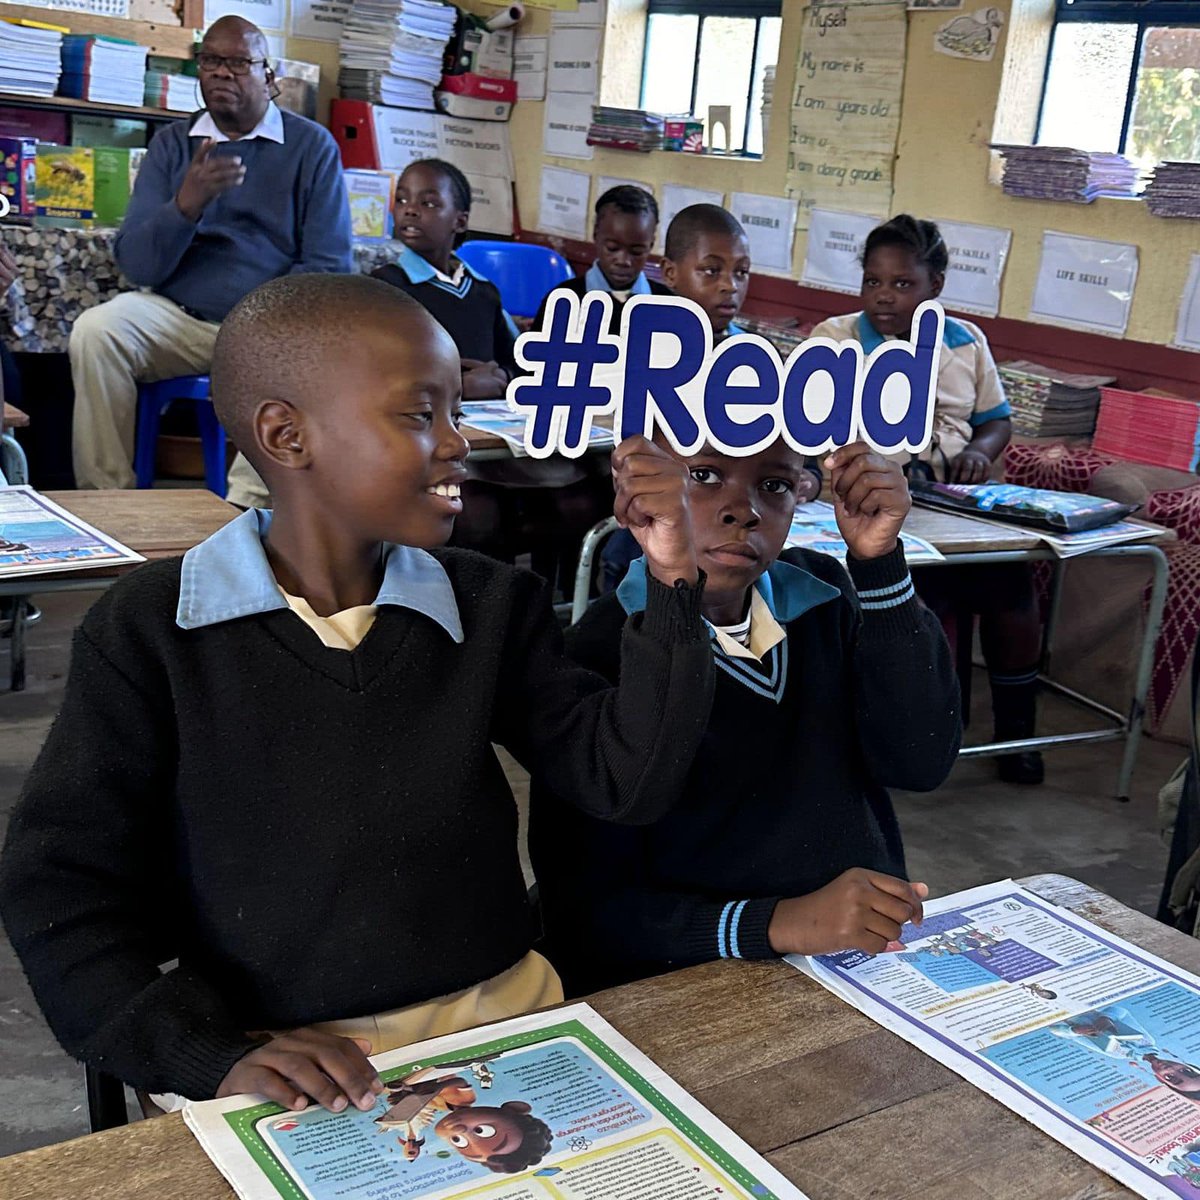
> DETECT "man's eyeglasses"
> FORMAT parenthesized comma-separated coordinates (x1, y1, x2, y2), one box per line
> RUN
(195, 52, 269, 75)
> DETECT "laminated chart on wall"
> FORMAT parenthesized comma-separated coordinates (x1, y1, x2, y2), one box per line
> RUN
(656, 183, 725, 254)
(290, 0, 352, 42)
(786, 0, 907, 231)
(1030, 231, 1139, 338)
(436, 116, 515, 236)
(937, 219, 1012, 318)
(800, 207, 879, 292)
(538, 163, 591, 238)
(1174, 255, 1200, 354)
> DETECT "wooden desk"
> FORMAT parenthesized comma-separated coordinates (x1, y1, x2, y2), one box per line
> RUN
(0, 874, 1188, 1199)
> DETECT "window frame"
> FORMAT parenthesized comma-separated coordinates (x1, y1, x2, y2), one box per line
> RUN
(1037, 0, 1200, 157)
(639, 0, 783, 157)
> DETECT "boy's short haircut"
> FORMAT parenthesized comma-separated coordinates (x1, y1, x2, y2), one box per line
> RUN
(210, 273, 435, 460)
(663, 203, 746, 261)
(861, 213, 949, 276)
(409, 157, 472, 214)
(594, 184, 658, 223)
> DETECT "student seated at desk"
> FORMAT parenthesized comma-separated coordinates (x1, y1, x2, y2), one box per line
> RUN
(810, 215, 1045, 785)
(531, 438, 962, 996)
(531, 184, 672, 332)
(0, 274, 715, 1110)
(601, 203, 821, 590)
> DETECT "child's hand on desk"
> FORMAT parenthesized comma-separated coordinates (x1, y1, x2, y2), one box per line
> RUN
(767, 869, 928, 956)
(612, 436, 698, 586)
(216, 1027, 384, 1113)
(825, 442, 911, 562)
(949, 448, 993, 484)
(461, 359, 509, 400)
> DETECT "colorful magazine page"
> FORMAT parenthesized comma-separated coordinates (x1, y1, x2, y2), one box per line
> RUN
(1034, 518, 1158, 558)
(910, 480, 1136, 533)
(790, 880, 1200, 1200)
(785, 500, 944, 565)
(460, 401, 614, 458)
(184, 1003, 808, 1200)
(0, 486, 144, 577)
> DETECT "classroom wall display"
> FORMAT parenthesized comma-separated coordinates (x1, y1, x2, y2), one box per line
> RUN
(596, 175, 655, 203)
(437, 117, 514, 236)
(553, 0, 606, 26)
(934, 6, 1005, 61)
(730, 191, 799, 276)
(937, 219, 1012, 318)
(1174, 255, 1200, 353)
(1030, 231, 1139, 338)
(203, 0, 285, 32)
(543, 90, 594, 159)
(511, 292, 944, 459)
(657, 183, 725, 255)
(514, 34, 548, 100)
(785, 1, 907, 231)
(800, 207, 879, 293)
(288, 0, 350, 42)
(546, 24, 602, 94)
(538, 163, 591, 238)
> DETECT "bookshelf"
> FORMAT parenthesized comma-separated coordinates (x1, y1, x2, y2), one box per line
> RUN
(0, 3, 198, 59)
(0, 91, 188, 124)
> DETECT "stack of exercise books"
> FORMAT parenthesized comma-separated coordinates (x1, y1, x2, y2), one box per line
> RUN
(0, 19, 63, 98)
(587, 106, 668, 152)
(998, 359, 1115, 438)
(339, 0, 456, 110)
(992, 144, 1140, 203)
(1142, 161, 1200, 219)
(60, 35, 147, 108)
(1092, 385, 1200, 473)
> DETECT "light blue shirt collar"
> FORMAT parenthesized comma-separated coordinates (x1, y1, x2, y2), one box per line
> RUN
(584, 261, 652, 296)
(856, 310, 975, 355)
(397, 244, 486, 286)
(615, 555, 839, 626)
(176, 508, 464, 642)
(724, 320, 747, 339)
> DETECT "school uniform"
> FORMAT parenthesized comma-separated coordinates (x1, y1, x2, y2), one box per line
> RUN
(808, 311, 1012, 481)
(0, 508, 713, 1099)
(531, 263, 674, 333)
(530, 544, 962, 997)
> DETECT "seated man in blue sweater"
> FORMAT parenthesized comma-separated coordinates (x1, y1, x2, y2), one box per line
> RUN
(531, 438, 963, 997)
(68, 15, 351, 492)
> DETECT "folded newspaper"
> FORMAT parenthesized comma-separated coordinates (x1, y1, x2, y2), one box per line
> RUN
(0, 486, 143, 578)
(790, 879, 1200, 1200)
(184, 1003, 807, 1200)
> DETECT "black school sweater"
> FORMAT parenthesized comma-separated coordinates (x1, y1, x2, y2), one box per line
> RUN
(531, 271, 674, 334)
(0, 551, 712, 1099)
(529, 545, 962, 997)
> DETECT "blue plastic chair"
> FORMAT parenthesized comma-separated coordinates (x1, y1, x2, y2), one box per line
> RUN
(456, 240, 574, 319)
(134, 375, 227, 498)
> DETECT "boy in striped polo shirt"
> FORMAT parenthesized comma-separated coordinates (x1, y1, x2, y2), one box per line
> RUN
(531, 439, 962, 996)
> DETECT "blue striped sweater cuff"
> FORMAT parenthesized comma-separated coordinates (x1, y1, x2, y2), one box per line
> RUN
(847, 544, 922, 632)
(716, 897, 778, 961)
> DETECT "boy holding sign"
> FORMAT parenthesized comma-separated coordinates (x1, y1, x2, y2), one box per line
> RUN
(530, 436, 961, 996)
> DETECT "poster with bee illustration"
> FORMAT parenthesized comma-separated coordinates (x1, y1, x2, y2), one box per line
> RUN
(35, 144, 94, 221)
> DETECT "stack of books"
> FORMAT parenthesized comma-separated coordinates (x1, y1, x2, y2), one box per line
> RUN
(999, 360, 1115, 438)
(1092, 386, 1200, 473)
(60, 35, 147, 108)
(1143, 162, 1200, 219)
(339, 0, 457, 110)
(0, 19, 63, 98)
(586, 106, 670, 152)
(992, 145, 1140, 203)
(144, 66, 196, 111)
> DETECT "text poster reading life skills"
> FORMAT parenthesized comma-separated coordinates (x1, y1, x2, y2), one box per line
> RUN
(1030, 231, 1139, 337)
(938, 219, 1012, 318)
(657, 184, 725, 254)
(800, 207, 879, 293)
(731, 192, 799, 276)
(786, 1, 907, 231)
(1174, 254, 1200, 353)
(538, 165, 592, 239)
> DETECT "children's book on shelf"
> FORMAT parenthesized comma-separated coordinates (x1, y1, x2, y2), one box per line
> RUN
(785, 499, 944, 565)
(0, 486, 143, 578)
(184, 1003, 808, 1200)
(910, 480, 1136, 533)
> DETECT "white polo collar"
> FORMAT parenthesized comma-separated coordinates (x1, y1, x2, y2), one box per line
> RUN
(190, 101, 285, 145)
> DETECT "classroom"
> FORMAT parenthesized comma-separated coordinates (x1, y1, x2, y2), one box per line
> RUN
(0, 0, 1199, 1196)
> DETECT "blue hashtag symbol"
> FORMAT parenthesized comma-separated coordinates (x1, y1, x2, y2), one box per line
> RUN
(510, 291, 619, 456)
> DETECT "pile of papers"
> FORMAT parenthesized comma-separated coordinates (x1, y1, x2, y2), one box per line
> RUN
(587, 106, 668, 152)
(760, 63, 774, 146)
(339, 0, 456, 110)
(992, 144, 1140, 203)
(998, 359, 1115, 438)
(144, 67, 198, 112)
(1142, 161, 1200, 219)
(1092, 385, 1200, 473)
(0, 20, 63, 98)
(60, 35, 147, 108)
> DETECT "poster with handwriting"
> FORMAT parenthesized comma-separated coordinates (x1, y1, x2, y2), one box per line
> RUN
(786, 1, 907, 231)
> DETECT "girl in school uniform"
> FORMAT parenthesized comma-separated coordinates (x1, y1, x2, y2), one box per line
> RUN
(810, 215, 1045, 785)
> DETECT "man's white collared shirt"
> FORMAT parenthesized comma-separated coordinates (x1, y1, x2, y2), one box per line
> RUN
(189, 101, 285, 144)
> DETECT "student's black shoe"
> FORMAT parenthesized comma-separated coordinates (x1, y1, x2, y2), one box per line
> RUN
(997, 750, 1045, 785)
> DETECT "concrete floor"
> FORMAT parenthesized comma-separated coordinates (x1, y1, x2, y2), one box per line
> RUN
(0, 590, 1185, 1159)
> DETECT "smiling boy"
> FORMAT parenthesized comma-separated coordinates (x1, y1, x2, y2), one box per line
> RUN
(532, 439, 962, 996)
(0, 274, 714, 1112)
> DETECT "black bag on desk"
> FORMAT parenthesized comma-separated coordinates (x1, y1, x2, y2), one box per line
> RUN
(910, 480, 1136, 533)
(1158, 641, 1200, 934)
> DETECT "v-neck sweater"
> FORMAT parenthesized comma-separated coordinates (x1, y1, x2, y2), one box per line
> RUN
(0, 548, 711, 1099)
